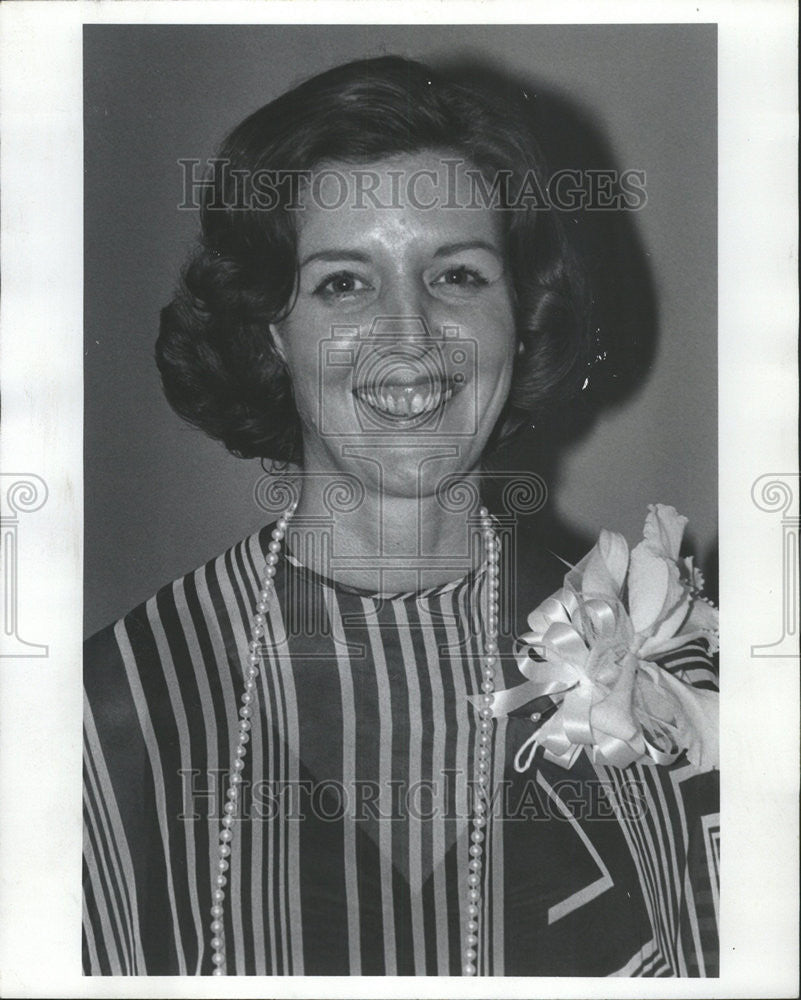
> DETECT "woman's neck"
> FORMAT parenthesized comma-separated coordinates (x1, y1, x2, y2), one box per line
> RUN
(286, 471, 486, 594)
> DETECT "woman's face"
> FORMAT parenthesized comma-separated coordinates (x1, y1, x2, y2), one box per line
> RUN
(271, 150, 517, 499)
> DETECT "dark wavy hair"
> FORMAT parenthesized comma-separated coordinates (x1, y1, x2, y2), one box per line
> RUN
(156, 56, 590, 464)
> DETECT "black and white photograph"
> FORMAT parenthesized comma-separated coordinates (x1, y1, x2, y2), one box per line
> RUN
(0, 3, 797, 997)
(82, 23, 722, 978)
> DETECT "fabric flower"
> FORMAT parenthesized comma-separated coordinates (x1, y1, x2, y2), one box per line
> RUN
(484, 506, 719, 774)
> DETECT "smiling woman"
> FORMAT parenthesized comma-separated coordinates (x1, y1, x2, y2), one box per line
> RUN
(265, 152, 518, 591)
(83, 55, 719, 977)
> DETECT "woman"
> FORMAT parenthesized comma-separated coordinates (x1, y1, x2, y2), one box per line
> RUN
(83, 56, 719, 976)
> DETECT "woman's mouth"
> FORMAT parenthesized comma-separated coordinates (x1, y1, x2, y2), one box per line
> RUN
(353, 376, 462, 419)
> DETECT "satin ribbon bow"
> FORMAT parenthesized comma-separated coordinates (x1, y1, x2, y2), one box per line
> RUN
(506, 590, 688, 771)
(478, 506, 719, 774)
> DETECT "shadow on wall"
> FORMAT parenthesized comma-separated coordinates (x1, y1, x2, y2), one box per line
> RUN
(441, 56, 661, 564)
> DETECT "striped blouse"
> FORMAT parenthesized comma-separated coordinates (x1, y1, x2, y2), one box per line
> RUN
(83, 521, 720, 976)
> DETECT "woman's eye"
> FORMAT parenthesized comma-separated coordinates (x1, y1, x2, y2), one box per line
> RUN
(430, 266, 489, 290)
(313, 271, 372, 299)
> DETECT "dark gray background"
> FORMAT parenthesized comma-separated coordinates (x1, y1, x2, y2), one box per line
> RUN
(84, 24, 717, 636)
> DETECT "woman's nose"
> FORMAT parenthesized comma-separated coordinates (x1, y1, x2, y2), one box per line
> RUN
(366, 314, 431, 342)
(375, 279, 434, 339)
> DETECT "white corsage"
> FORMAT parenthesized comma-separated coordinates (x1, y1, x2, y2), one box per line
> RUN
(490, 505, 719, 773)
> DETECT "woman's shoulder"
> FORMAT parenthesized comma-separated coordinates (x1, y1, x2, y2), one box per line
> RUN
(84, 523, 276, 704)
(91, 523, 275, 630)
(506, 512, 588, 633)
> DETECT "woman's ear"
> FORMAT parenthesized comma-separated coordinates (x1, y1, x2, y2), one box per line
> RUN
(269, 323, 287, 362)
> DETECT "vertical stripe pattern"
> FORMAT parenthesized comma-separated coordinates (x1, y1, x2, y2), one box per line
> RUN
(84, 525, 719, 976)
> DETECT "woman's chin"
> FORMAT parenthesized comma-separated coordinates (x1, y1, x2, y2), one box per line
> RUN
(331, 442, 483, 500)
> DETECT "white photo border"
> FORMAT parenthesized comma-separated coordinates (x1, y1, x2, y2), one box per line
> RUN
(0, 1, 798, 997)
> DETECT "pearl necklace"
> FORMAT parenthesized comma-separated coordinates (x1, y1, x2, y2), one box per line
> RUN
(209, 504, 296, 975)
(464, 505, 500, 976)
(210, 502, 499, 977)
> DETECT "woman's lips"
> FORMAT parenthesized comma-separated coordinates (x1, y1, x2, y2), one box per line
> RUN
(353, 376, 462, 418)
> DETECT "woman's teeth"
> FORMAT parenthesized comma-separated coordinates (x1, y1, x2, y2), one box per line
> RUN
(356, 382, 455, 417)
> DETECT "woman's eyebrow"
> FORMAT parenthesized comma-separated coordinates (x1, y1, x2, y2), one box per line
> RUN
(433, 240, 500, 258)
(300, 249, 372, 267)
(300, 241, 501, 268)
